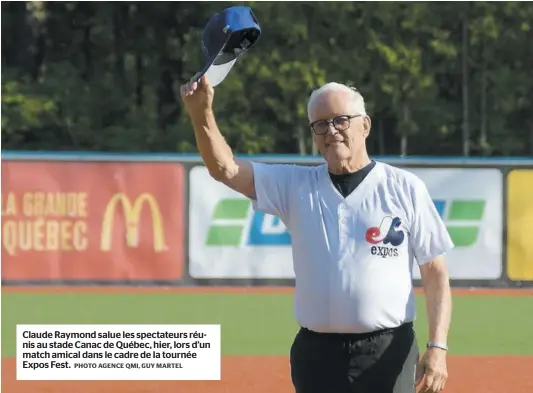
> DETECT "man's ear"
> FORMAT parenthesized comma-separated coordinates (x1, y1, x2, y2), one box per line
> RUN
(363, 116, 372, 137)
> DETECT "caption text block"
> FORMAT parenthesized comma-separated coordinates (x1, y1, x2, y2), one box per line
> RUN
(16, 324, 221, 380)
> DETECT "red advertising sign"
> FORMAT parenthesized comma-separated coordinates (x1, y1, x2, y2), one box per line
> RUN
(1, 161, 184, 281)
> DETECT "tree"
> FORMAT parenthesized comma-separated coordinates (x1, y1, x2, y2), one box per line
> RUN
(2, 1, 532, 156)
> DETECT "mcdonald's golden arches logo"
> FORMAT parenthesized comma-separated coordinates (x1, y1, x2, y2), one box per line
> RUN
(100, 193, 167, 252)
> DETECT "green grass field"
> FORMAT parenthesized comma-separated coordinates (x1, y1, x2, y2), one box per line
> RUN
(2, 292, 533, 357)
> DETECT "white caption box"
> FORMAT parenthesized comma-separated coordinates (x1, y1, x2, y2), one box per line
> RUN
(16, 324, 221, 381)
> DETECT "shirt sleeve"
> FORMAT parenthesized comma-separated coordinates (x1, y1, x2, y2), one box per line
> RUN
(409, 177, 455, 265)
(250, 161, 295, 222)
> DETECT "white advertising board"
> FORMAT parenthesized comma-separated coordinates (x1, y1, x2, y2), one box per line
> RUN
(407, 168, 502, 280)
(188, 166, 295, 279)
(189, 165, 502, 280)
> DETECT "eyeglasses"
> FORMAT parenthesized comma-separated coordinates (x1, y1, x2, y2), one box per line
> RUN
(309, 115, 361, 135)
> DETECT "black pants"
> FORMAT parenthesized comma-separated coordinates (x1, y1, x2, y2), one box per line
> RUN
(290, 323, 419, 393)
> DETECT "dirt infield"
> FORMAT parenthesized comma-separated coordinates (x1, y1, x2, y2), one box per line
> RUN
(3, 285, 533, 296)
(2, 356, 532, 393)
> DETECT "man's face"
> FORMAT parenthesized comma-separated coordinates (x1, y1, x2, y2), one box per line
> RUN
(308, 90, 369, 163)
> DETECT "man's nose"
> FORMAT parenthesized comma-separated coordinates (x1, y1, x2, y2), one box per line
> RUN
(325, 123, 338, 135)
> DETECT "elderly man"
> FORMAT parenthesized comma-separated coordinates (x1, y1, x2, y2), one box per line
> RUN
(180, 76, 453, 393)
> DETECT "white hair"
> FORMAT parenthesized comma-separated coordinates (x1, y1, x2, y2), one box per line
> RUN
(307, 82, 367, 121)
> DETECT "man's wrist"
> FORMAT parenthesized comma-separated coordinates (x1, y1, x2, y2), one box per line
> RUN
(426, 341, 448, 351)
(191, 108, 214, 122)
(191, 109, 217, 131)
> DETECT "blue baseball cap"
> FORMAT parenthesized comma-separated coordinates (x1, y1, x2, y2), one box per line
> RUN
(195, 6, 261, 87)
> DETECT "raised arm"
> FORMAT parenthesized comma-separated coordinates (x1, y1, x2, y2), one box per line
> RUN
(180, 75, 255, 199)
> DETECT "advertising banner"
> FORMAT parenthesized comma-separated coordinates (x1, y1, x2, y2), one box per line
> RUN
(407, 168, 502, 280)
(189, 165, 502, 280)
(1, 161, 184, 281)
(506, 169, 533, 281)
(189, 166, 295, 279)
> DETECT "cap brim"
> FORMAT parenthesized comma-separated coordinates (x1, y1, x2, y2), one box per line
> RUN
(198, 58, 237, 87)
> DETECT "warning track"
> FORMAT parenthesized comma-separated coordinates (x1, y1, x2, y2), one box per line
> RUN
(2, 356, 533, 393)
(2, 286, 533, 296)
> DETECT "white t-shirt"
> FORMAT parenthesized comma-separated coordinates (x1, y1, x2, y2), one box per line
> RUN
(251, 160, 454, 334)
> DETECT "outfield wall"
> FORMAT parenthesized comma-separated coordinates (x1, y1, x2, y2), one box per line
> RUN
(2, 152, 533, 288)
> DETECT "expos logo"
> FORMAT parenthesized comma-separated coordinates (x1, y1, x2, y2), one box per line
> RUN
(365, 216, 405, 258)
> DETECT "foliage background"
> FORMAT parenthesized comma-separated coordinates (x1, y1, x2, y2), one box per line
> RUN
(2, 1, 533, 157)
